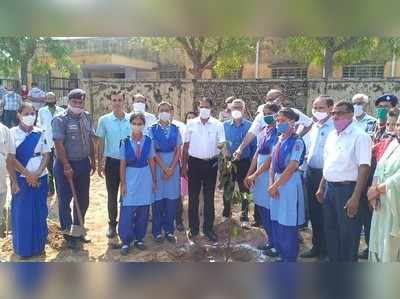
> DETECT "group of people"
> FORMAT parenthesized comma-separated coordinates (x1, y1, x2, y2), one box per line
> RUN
(1, 84, 400, 263)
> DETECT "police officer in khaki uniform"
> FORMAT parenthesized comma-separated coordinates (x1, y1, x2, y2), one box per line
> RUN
(52, 89, 96, 249)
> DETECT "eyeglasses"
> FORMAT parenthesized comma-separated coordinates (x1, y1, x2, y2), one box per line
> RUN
(22, 112, 36, 116)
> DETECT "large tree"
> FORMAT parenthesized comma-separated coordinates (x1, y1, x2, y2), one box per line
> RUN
(0, 37, 74, 84)
(287, 37, 379, 78)
(135, 37, 257, 79)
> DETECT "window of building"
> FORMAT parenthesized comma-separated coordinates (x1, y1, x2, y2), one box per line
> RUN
(271, 65, 308, 79)
(342, 63, 385, 79)
(159, 66, 186, 80)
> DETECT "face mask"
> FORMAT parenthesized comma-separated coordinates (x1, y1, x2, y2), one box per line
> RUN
(353, 104, 364, 117)
(21, 115, 36, 127)
(159, 112, 171, 122)
(333, 118, 352, 133)
(199, 108, 211, 119)
(131, 124, 144, 133)
(276, 122, 290, 134)
(133, 102, 146, 113)
(47, 102, 56, 107)
(8, 90, 14, 94)
(68, 105, 84, 115)
(263, 115, 275, 125)
(376, 107, 388, 121)
(231, 110, 242, 120)
(312, 110, 329, 121)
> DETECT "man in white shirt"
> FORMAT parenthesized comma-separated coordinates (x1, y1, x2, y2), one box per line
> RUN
(0, 122, 14, 238)
(234, 89, 313, 159)
(131, 93, 157, 134)
(37, 92, 64, 196)
(28, 82, 46, 110)
(301, 95, 334, 260)
(316, 101, 372, 262)
(182, 97, 225, 242)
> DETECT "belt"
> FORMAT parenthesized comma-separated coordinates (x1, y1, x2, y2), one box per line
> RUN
(189, 155, 218, 162)
(327, 181, 356, 186)
(33, 153, 41, 158)
(308, 167, 323, 172)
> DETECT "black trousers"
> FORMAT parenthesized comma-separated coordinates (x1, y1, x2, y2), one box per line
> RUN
(306, 167, 326, 254)
(222, 158, 251, 221)
(105, 157, 121, 227)
(188, 156, 218, 234)
(47, 148, 55, 194)
(360, 158, 375, 249)
(324, 182, 362, 262)
(176, 196, 183, 225)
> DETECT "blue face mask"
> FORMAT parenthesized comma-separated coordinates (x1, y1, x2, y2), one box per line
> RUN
(276, 122, 290, 134)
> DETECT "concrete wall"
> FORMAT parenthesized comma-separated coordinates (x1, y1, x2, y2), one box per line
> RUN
(80, 78, 400, 124)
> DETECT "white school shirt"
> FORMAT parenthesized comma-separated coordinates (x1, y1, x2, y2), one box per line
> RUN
(249, 105, 313, 135)
(323, 121, 372, 182)
(172, 119, 186, 142)
(37, 105, 65, 148)
(10, 126, 51, 178)
(184, 116, 226, 159)
(0, 123, 14, 193)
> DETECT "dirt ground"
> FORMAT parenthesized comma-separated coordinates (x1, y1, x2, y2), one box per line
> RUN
(0, 174, 366, 262)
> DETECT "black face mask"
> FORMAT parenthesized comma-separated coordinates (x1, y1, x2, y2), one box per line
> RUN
(47, 102, 56, 107)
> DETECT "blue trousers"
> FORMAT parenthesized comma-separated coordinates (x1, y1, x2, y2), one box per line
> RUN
(271, 220, 280, 252)
(323, 182, 361, 262)
(152, 199, 178, 237)
(277, 224, 299, 262)
(54, 158, 90, 232)
(118, 205, 150, 245)
(256, 205, 275, 248)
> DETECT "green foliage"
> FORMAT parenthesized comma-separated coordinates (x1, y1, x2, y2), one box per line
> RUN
(134, 37, 256, 78)
(0, 37, 75, 80)
(287, 37, 380, 66)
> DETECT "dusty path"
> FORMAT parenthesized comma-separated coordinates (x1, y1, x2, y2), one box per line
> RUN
(0, 174, 357, 262)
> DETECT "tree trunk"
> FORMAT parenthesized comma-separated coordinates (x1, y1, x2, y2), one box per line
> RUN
(191, 65, 204, 79)
(20, 60, 29, 85)
(324, 49, 334, 79)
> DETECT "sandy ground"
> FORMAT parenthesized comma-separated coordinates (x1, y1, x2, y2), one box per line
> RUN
(0, 174, 366, 262)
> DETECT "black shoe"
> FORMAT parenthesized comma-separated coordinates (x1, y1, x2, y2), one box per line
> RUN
(79, 236, 91, 243)
(359, 248, 369, 260)
(166, 233, 176, 243)
(67, 238, 80, 250)
(204, 231, 218, 242)
(257, 242, 273, 251)
(120, 245, 129, 256)
(106, 224, 117, 239)
(135, 241, 146, 251)
(264, 248, 279, 258)
(176, 223, 185, 232)
(300, 247, 320, 259)
(251, 222, 261, 228)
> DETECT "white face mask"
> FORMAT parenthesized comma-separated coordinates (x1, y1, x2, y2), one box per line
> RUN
(353, 104, 364, 117)
(131, 124, 144, 133)
(312, 109, 329, 121)
(231, 110, 242, 120)
(133, 102, 146, 113)
(199, 108, 211, 119)
(21, 115, 36, 127)
(68, 105, 84, 115)
(159, 112, 171, 122)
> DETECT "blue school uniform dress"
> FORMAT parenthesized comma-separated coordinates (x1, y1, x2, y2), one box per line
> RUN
(251, 126, 278, 247)
(149, 123, 182, 237)
(271, 134, 306, 262)
(118, 135, 155, 246)
(10, 127, 50, 257)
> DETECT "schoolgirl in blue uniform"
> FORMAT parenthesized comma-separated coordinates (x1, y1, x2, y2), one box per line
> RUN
(118, 113, 157, 255)
(149, 102, 182, 243)
(269, 107, 306, 262)
(245, 102, 280, 256)
(9, 102, 50, 258)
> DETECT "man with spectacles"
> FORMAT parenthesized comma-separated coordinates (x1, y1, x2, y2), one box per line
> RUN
(96, 91, 131, 241)
(316, 101, 372, 262)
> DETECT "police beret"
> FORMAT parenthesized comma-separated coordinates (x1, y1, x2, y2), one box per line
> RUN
(375, 94, 398, 107)
(68, 88, 86, 100)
